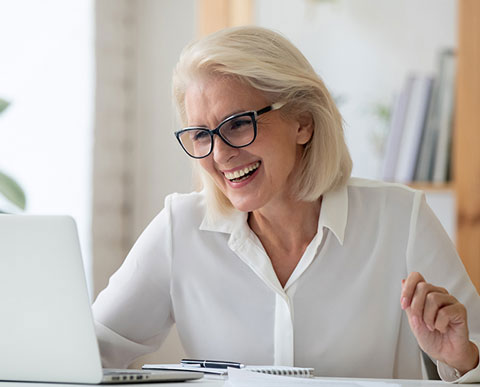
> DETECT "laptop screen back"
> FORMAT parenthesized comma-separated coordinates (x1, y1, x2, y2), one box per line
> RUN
(0, 215, 103, 383)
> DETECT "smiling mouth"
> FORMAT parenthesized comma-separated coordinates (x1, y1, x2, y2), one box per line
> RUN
(224, 161, 261, 182)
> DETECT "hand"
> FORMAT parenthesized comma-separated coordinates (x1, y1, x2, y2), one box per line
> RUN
(401, 272, 479, 376)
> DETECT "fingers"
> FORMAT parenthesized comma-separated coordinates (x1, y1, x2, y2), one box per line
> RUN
(401, 272, 460, 332)
(401, 272, 447, 310)
(400, 273, 474, 373)
(434, 303, 467, 334)
(423, 292, 457, 332)
(410, 282, 448, 321)
(400, 271, 425, 309)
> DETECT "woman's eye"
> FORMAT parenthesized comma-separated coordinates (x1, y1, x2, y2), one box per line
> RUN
(230, 119, 252, 130)
(191, 130, 209, 141)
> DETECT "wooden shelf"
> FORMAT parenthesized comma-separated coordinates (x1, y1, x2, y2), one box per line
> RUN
(454, 0, 480, 293)
(407, 182, 454, 192)
(197, 0, 253, 37)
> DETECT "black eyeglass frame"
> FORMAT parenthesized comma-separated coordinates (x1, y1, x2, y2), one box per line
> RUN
(174, 102, 285, 159)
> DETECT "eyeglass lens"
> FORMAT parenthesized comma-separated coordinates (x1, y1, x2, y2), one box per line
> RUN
(178, 113, 255, 158)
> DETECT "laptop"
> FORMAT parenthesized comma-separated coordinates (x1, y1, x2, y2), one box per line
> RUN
(0, 215, 202, 384)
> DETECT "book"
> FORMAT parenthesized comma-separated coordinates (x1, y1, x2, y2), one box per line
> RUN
(381, 76, 414, 181)
(142, 363, 314, 378)
(431, 49, 456, 183)
(415, 49, 456, 183)
(394, 74, 433, 183)
(414, 75, 441, 182)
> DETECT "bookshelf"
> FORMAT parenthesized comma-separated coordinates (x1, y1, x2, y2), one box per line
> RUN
(453, 0, 480, 292)
(407, 183, 454, 192)
(409, 0, 480, 293)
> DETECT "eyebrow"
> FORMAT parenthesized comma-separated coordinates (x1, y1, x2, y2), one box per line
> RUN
(188, 108, 250, 128)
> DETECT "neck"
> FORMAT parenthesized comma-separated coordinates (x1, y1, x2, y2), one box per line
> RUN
(248, 197, 322, 254)
(248, 196, 322, 288)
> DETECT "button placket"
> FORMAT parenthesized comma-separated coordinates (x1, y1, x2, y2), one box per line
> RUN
(274, 292, 294, 366)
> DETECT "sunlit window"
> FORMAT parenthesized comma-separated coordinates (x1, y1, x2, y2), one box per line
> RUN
(0, 1, 94, 293)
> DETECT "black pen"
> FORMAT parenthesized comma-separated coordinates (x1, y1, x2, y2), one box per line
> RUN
(181, 359, 245, 369)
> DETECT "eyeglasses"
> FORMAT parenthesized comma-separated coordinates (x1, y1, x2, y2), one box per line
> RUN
(174, 102, 285, 159)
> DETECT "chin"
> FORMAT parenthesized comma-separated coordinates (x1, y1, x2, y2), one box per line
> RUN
(228, 196, 263, 213)
(231, 204, 254, 213)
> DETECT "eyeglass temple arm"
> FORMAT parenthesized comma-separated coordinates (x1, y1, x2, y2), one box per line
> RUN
(256, 102, 286, 116)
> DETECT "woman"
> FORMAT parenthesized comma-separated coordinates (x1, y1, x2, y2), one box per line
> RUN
(92, 26, 480, 382)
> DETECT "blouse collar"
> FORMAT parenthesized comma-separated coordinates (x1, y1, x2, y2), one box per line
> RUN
(199, 181, 349, 246)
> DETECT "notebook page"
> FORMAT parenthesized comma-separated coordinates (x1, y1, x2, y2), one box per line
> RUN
(226, 368, 402, 387)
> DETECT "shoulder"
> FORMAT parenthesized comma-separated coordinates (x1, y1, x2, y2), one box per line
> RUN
(139, 191, 206, 243)
(347, 177, 422, 200)
(163, 191, 207, 229)
(347, 177, 419, 193)
(165, 191, 206, 209)
(346, 177, 425, 215)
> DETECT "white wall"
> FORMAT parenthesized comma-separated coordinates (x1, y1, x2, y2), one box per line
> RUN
(92, 0, 196, 367)
(132, 0, 196, 239)
(130, 0, 197, 367)
(0, 0, 94, 289)
(92, 0, 196, 297)
(255, 0, 456, 179)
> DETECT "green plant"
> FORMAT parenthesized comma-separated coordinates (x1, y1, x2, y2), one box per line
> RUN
(0, 98, 26, 210)
(369, 101, 392, 159)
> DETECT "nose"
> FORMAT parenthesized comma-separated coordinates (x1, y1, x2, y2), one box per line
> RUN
(212, 135, 238, 164)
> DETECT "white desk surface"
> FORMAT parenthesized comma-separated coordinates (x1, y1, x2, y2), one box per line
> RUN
(0, 376, 473, 387)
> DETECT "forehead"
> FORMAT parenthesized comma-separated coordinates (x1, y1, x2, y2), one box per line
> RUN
(184, 76, 268, 125)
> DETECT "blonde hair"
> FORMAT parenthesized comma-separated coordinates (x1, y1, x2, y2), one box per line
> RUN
(172, 26, 352, 216)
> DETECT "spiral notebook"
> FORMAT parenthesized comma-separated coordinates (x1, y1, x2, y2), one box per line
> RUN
(245, 366, 314, 377)
(142, 364, 314, 377)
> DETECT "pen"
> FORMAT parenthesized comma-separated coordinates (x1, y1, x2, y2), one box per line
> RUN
(181, 359, 245, 369)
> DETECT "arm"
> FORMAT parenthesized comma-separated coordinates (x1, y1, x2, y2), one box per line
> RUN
(92, 197, 175, 368)
(401, 192, 480, 382)
(401, 272, 479, 375)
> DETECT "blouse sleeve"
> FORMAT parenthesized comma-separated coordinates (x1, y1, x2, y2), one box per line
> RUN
(407, 192, 480, 383)
(92, 196, 175, 368)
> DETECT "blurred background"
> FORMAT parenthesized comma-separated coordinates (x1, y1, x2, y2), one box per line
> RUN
(1, 0, 478, 367)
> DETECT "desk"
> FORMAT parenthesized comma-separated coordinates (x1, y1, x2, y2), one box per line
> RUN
(0, 376, 474, 387)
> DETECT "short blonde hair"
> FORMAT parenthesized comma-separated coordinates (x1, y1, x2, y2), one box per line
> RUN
(172, 26, 352, 215)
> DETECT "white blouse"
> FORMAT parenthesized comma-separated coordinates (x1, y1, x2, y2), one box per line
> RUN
(92, 178, 480, 382)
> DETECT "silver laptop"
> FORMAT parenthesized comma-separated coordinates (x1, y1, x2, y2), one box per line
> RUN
(0, 215, 202, 384)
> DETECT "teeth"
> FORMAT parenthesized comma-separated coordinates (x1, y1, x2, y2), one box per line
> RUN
(224, 162, 260, 180)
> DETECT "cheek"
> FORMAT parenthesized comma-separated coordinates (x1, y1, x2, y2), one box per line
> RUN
(269, 134, 299, 163)
(198, 158, 221, 181)
(198, 158, 213, 174)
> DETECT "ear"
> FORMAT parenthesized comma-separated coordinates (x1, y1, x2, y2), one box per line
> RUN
(295, 112, 314, 145)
